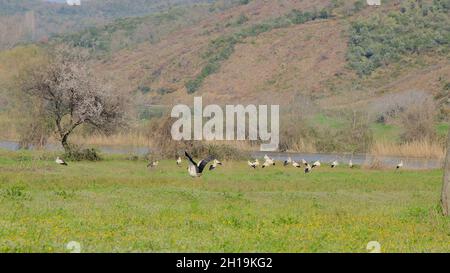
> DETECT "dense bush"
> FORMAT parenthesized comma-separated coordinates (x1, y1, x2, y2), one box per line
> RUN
(348, 0, 450, 76)
(399, 96, 437, 142)
(63, 146, 102, 161)
(239, 0, 250, 5)
(137, 85, 151, 94)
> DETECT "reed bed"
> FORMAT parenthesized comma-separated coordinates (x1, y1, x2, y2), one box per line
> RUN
(71, 133, 152, 147)
(370, 140, 445, 160)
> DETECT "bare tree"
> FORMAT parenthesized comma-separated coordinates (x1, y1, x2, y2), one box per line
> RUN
(442, 130, 450, 216)
(20, 45, 128, 152)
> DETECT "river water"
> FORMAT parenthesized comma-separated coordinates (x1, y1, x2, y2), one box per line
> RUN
(0, 141, 443, 170)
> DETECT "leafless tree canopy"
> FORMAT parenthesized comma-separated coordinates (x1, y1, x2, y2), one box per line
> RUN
(370, 90, 437, 142)
(20, 45, 128, 151)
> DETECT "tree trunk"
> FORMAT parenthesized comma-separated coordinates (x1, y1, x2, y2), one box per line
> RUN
(61, 133, 71, 153)
(442, 130, 450, 216)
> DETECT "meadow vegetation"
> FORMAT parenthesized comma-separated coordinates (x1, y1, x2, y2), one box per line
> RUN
(0, 149, 448, 252)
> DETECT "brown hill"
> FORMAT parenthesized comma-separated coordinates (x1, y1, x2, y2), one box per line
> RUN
(93, 0, 449, 113)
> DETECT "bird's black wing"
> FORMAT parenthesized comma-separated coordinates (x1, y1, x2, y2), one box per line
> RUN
(198, 156, 214, 173)
(185, 151, 197, 166)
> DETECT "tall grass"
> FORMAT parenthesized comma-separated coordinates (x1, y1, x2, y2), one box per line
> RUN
(0, 114, 18, 140)
(71, 133, 151, 147)
(370, 139, 445, 160)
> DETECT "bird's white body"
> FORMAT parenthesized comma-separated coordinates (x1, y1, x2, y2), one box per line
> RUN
(188, 164, 200, 177)
(396, 161, 404, 169)
(176, 157, 182, 166)
(349, 160, 354, 168)
(284, 157, 292, 166)
(55, 157, 67, 166)
(148, 161, 159, 168)
(312, 161, 321, 168)
(301, 159, 307, 166)
(292, 161, 301, 168)
(248, 159, 259, 168)
(263, 155, 275, 166)
(304, 164, 312, 173)
(185, 151, 213, 178)
(331, 161, 338, 168)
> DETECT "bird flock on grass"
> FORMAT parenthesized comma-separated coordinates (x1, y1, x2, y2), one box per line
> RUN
(54, 152, 405, 177)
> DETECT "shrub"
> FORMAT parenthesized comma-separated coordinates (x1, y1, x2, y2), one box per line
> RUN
(156, 87, 174, 95)
(63, 146, 102, 161)
(399, 97, 437, 142)
(138, 85, 151, 94)
(235, 14, 249, 25)
(186, 78, 203, 94)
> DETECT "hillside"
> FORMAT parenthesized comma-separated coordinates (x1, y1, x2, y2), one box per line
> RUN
(0, 0, 448, 153)
(0, 0, 222, 49)
(81, 0, 449, 111)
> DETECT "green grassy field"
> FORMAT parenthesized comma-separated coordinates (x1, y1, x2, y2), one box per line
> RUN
(0, 150, 449, 253)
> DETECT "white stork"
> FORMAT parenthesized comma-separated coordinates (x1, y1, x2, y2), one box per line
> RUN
(264, 155, 275, 166)
(283, 157, 292, 166)
(147, 161, 159, 168)
(312, 160, 321, 168)
(209, 159, 223, 171)
(248, 159, 259, 169)
(304, 163, 312, 174)
(185, 151, 214, 178)
(331, 161, 339, 168)
(55, 157, 68, 166)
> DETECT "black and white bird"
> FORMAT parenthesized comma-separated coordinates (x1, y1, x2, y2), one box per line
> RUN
(304, 163, 312, 174)
(292, 160, 301, 168)
(176, 156, 182, 167)
(301, 159, 308, 166)
(147, 161, 159, 168)
(312, 160, 321, 168)
(331, 160, 338, 168)
(283, 157, 292, 166)
(55, 157, 68, 166)
(248, 159, 259, 169)
(349, 160, 354, 168)
(264, 155, 275, 166)
(209, 159, 223, 171)
(185, 151, 214, 178)
(396, 160, 403, 170)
